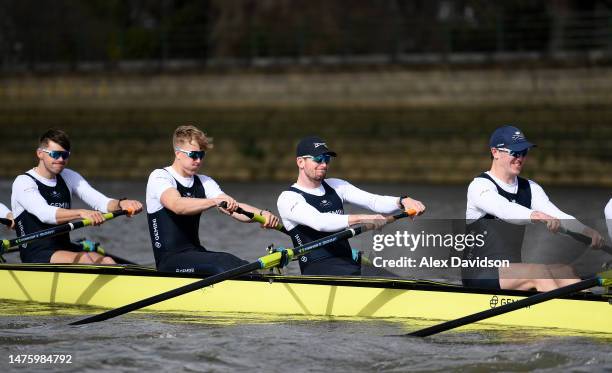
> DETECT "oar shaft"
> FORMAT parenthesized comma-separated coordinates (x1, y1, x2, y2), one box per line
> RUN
(0, 218, 12, 227)
(1, 210, 129, 252)
(70, 261, 262, 325)
(561, 228, 612, 256)
(219, 202, 288, 234)
(409, 277, 601, 337)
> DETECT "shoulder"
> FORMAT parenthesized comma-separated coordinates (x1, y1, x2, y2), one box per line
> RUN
(12, 173, 37, 190)
(148, 168, 172, 180)
(526, 179, 545, 193)
(605, 199, 612, 217)
(468, 176, 496, 191)
(197, 174, 215, 184)
(278, 190, 304, 203)
(325, 178, 350, 187)
(60, 168, 82, 179)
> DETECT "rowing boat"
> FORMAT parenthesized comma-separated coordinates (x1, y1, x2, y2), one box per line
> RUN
(1, 263, 610, 333)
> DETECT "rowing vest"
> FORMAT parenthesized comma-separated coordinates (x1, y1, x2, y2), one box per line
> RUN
(464, 173, 532, 265)
(147, 173, 206, 266)
(286, 181, 352, 272)
(16, 173, 72, 262)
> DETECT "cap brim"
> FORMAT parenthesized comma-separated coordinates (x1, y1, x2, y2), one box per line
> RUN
(507, 141, 536, 152)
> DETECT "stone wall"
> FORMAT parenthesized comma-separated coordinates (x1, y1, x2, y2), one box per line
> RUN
(1, 67, 611, 185)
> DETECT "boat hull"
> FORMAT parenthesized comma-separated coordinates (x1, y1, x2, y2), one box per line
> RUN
(1, 264, 610, 333)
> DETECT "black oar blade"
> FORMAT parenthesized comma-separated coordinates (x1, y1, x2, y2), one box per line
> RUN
(70, 261, 261, 325)
(408, 277, 601, 337)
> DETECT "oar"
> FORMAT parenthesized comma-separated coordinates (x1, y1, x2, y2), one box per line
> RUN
(408, 270, 612, 337)
(228, 204, 380, 268)
(0, 217, 13, 228)
(219, 202, 288, 234)
(0, 210, 131, 255)
(70, 210, 413, 325)
(558, 227, 612, 255)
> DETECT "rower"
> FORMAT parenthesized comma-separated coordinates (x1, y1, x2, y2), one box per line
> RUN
(464, 125, 605, 291)
(276, 136, 426, 276)
(145, 124, 281, 275)
(11, 129, 143, 264)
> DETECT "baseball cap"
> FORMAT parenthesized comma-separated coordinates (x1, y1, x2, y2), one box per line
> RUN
(296, 136, 337, 157)
(489, 125, 536, 151)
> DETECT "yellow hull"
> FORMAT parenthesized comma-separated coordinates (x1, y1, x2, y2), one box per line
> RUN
(1, 264, 610, 334)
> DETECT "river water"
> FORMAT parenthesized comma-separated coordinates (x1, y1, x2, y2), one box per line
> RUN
(1, 181, 611, 372)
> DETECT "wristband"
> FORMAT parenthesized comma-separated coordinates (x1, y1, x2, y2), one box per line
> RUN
(398, 195, 407, 209)
(118, 198, 127, 210)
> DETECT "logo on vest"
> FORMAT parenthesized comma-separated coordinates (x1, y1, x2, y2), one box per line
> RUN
(182, 192, 193, 198)
(300, 256, 308, 262)
(50, 191, 62, 199)
(320, 199, 332, 208)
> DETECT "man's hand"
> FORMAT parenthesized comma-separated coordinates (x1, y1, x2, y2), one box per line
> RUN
(118, 199, 143, 216)
(530, 211, 560, 233)
(400, 197, 426, 216)
(582, 227, 605, 249)
(214, 195, 238, 213)
(261, 210, 281, 229)
(78, 210, 106, 226)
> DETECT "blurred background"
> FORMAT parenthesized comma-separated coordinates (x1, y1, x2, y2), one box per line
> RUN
(1, 0, 611, 186)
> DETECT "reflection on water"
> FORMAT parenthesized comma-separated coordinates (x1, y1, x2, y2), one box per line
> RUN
(1, 182, 611, 372)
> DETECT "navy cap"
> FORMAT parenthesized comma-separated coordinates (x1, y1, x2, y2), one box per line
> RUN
(489, 125, 536, 152)
(296, 136, 337, 157)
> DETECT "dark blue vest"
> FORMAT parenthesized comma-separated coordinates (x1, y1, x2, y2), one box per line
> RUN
(286, 181, 352, 272)
(16, 173, 72, 262)
(147, 172, 206, 266)
(465, 173, 532, 264)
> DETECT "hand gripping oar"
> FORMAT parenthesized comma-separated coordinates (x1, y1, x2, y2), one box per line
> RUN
(70, 210, 413, 325)
(408, 270, 612, 337)
(0, 210, 131, 255)
(219, 202, 288, 234)
(558, 227, 612, 256)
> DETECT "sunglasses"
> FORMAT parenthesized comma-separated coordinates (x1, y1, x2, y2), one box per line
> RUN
(40, 148, 70, 160)
(175, 147, 206, 160)
(497, 147, 529, 158)
(303, 154, 332, 164)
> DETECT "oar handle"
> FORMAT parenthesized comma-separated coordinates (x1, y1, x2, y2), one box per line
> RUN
(219, 202, 288, 234)
(559, 227, 612, 256)
(1, 210, 131, 252)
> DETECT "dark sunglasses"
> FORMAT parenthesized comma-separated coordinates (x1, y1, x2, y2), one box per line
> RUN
(497, 148, 529, 158)
(40, 148, 70, 160)
(175, 147, 206, 160)
(303, 154, 332, 164)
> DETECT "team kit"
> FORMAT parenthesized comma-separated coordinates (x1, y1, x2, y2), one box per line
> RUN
(2, 124, 611, 294)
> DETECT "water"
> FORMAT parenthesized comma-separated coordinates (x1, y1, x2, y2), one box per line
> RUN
(1, 181, 611, 372)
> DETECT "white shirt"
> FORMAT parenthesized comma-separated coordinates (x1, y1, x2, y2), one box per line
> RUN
(146, 167, 224, 214)
(466, 171, 585, 232)
(277, 178, 401, 232)
(0, 203, 11, 219)
(11, 168, 113, 225)
(605, 198, 612, 241)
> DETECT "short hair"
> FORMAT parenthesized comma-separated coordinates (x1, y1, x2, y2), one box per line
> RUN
(172, 124, 213, 151)
(39, 129, 71, 151)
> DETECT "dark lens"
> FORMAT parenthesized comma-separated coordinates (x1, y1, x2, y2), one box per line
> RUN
(50, 151, 70, 160)
(511, 149, 528, 158)
(189, 151, 205, 160)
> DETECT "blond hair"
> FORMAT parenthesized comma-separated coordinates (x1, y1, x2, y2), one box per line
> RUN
(172, 124, 213, 151)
